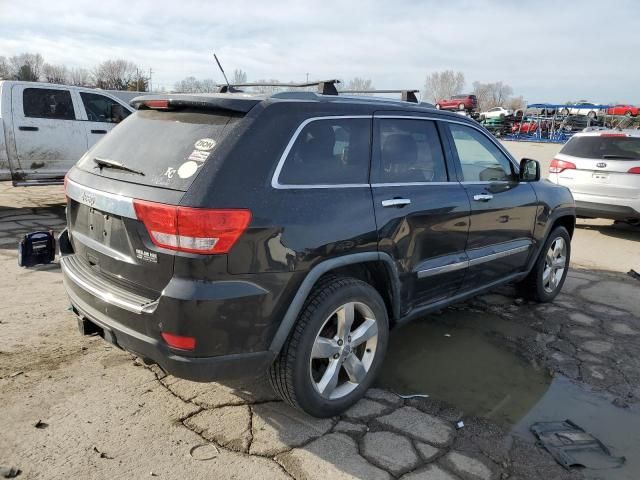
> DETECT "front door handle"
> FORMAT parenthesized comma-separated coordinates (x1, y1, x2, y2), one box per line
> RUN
(382, 198, 411, 208)
(91, 129, 107, 134)
(473, 194, 493, 202)
(19, 126, 39, 131)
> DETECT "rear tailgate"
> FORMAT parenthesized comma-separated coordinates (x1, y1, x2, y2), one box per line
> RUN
(66, 96, 258, 298)
(555, 134, 640, 199)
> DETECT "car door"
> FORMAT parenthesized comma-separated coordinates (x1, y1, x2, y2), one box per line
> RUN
(443, 121, 538, 290)
(372, 114, 470, 313)
(77, 91, 132, 148)
(10, 84, 87, 181)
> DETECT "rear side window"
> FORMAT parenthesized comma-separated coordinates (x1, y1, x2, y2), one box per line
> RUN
(448, 124, 515, 182)
(375, 118, 448, 183)
(80, 92, 131, 124)
(76, 109, 242, 191)
(560, 136, 640, 159)
(278, 118, 371, 186)
(23, 88, 75, 120)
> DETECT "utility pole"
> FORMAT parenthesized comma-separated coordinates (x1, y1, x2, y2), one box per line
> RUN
(306, 72, 309, 83)
(149, 68, 153, 92)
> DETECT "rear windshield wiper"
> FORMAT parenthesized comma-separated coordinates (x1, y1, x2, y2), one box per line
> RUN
(601, 155, 639, 160)
(93, 157, 145, 176)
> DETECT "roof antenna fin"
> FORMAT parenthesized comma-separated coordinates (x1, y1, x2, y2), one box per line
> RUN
(214, 53, 237, 93)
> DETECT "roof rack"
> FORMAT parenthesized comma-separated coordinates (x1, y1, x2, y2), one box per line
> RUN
(340, 89, 420, 103)
(219, 79, 341, 95)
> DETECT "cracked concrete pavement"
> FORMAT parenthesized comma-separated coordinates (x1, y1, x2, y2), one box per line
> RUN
(1, 182, 639, 479)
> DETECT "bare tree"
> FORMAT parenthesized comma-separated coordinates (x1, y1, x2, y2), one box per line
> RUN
(42, 64, 68, 84)
(0, 56, 10, 80)
(174, 76, 217, 93)
(423, 70, 465, 103)
(506, 95, 526, 112)
(68, 67, 91, 86)
(344, 77, 375, 95)
(232, 69, 247, 85)
(9, 53, 44, 81)
(472, 81, 514, 112)
(93, 59, 137, 90)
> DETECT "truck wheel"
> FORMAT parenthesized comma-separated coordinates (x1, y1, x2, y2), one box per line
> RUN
(269, 276, 389, 417)
(519, 226, 571, 303)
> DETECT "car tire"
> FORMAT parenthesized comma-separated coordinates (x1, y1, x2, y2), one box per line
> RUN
(560, 108, 569, 116)
(435, 104, 441, 109)
(269, 276, 389, 418)
(519, 226, 571, 303)
(625, 111, 632, 117)
(587, 111, 596, 119)
(458, 103, 465, 111)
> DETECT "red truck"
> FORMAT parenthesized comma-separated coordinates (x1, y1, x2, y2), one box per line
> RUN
(435, 94, 478, 112)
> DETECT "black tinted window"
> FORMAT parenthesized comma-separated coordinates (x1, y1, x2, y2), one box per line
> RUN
(76, 109, 242, 191)
(278, 118, 371, 185)
(449, 124, 514, 181)
(560, 135, 640, 159)
(376, 119, 447, 183)
(80, 92, 131, 123)
(23, 88, 75, 120)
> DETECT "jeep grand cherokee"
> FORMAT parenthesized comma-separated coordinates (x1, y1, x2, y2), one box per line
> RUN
(60, 89, 575, 417)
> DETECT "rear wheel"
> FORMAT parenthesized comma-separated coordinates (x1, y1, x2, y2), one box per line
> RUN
(625, 111, 632, 117)
(269, 276, 389, 417)
(519, 227, 571, 302)
(588, 111, 597, 119)
(435, 104, 441, 109)
(458, 103, 465, 111)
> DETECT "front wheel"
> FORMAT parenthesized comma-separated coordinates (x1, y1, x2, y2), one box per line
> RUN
(519, 226, 571, 302)
(269, 276, 389, 417)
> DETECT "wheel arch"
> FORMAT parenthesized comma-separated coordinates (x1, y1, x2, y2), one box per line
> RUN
(268, 252, 401, 355)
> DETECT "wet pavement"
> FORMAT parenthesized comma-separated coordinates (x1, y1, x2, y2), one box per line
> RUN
(1, 181, 640, 479)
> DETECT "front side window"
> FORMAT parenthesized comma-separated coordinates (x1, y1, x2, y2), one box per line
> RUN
(375, 118, 448, 183)
(278, 118, 371, 185)
(80, 92, 131, 123)
(448, 124, 515, 182)
(23, 88, 75, 120)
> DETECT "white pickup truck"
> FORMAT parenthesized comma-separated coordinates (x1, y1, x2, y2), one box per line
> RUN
(0, 81, 134, 186)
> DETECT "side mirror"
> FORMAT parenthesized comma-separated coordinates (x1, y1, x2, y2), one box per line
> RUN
(519, 158, 540, 182)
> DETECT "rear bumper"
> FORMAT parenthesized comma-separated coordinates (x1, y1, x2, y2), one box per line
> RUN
(66, 276, 276, 381)
(575, 200, 640, 220)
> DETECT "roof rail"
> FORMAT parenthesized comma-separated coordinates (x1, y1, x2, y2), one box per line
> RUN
(340, 89, 420, 103)
(218, 79, 341, 95)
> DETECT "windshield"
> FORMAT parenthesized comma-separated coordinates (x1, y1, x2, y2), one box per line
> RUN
(560, 136, 640, 160)
(76, 109, 243, 191)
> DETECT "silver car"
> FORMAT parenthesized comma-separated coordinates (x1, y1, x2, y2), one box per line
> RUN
(549, 129, 640, 223)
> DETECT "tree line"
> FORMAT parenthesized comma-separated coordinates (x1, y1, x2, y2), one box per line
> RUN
(0, 52, 150, 91)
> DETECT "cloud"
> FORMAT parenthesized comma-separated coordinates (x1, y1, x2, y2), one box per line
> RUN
(1, 0, 638, 103)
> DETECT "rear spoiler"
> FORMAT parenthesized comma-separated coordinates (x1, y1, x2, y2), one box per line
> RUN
(130, 94, 264, 114)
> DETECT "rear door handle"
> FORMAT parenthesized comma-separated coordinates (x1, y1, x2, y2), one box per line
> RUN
(91, 129, 107, 134)
(382, 198, 411, 208)
(19, 126, 38, 131)
(473, 194, 493, 202)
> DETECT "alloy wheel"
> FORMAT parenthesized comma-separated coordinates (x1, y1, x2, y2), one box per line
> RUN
(543, 237, 567, 293)
(309, 301, 379, 400)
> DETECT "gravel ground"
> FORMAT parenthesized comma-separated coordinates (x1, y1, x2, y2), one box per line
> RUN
(1, 182, 638, 480)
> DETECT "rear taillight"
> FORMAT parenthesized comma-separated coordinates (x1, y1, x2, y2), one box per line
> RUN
(133, 199, 251, 254)
(628, 167, 640, 174)
(550, 158, 577, 173)
(143, 99, 170, 109)
(161, 332, 196, 351)
(600, 133, 627, 137)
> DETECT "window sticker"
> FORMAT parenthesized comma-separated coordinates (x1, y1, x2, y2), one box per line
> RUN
(178, 161, 199, 179)
(187, 150, 210, 162)
(194, 138, 216, 151)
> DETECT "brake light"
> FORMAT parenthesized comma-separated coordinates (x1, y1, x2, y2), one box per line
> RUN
(628, 167, 640, 174)
(549, 158, 577, 173)
(133, 199, 251, 254)
(143, 100, 170, 109)
(161, 332, 196, 351)
(600, 133, 627, 137)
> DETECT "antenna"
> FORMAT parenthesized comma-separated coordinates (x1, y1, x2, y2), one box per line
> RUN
(213, 53, 232, 89)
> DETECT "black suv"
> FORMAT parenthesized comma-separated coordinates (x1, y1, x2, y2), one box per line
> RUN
(61, 87, 575, 417)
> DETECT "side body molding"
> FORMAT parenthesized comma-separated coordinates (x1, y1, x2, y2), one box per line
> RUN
(268, 252, 401, 355)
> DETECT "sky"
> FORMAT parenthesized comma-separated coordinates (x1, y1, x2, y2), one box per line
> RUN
(1, 0, 639, 104)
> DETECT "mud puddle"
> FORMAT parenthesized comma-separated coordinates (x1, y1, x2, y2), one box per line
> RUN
(377, 309, 640, 479)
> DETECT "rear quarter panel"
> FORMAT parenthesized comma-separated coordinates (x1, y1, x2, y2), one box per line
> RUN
(530, 179, 576, 246)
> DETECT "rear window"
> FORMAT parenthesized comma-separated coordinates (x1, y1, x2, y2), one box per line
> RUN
(77, 109, 243, 191)
(560, 135, 640, 160)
